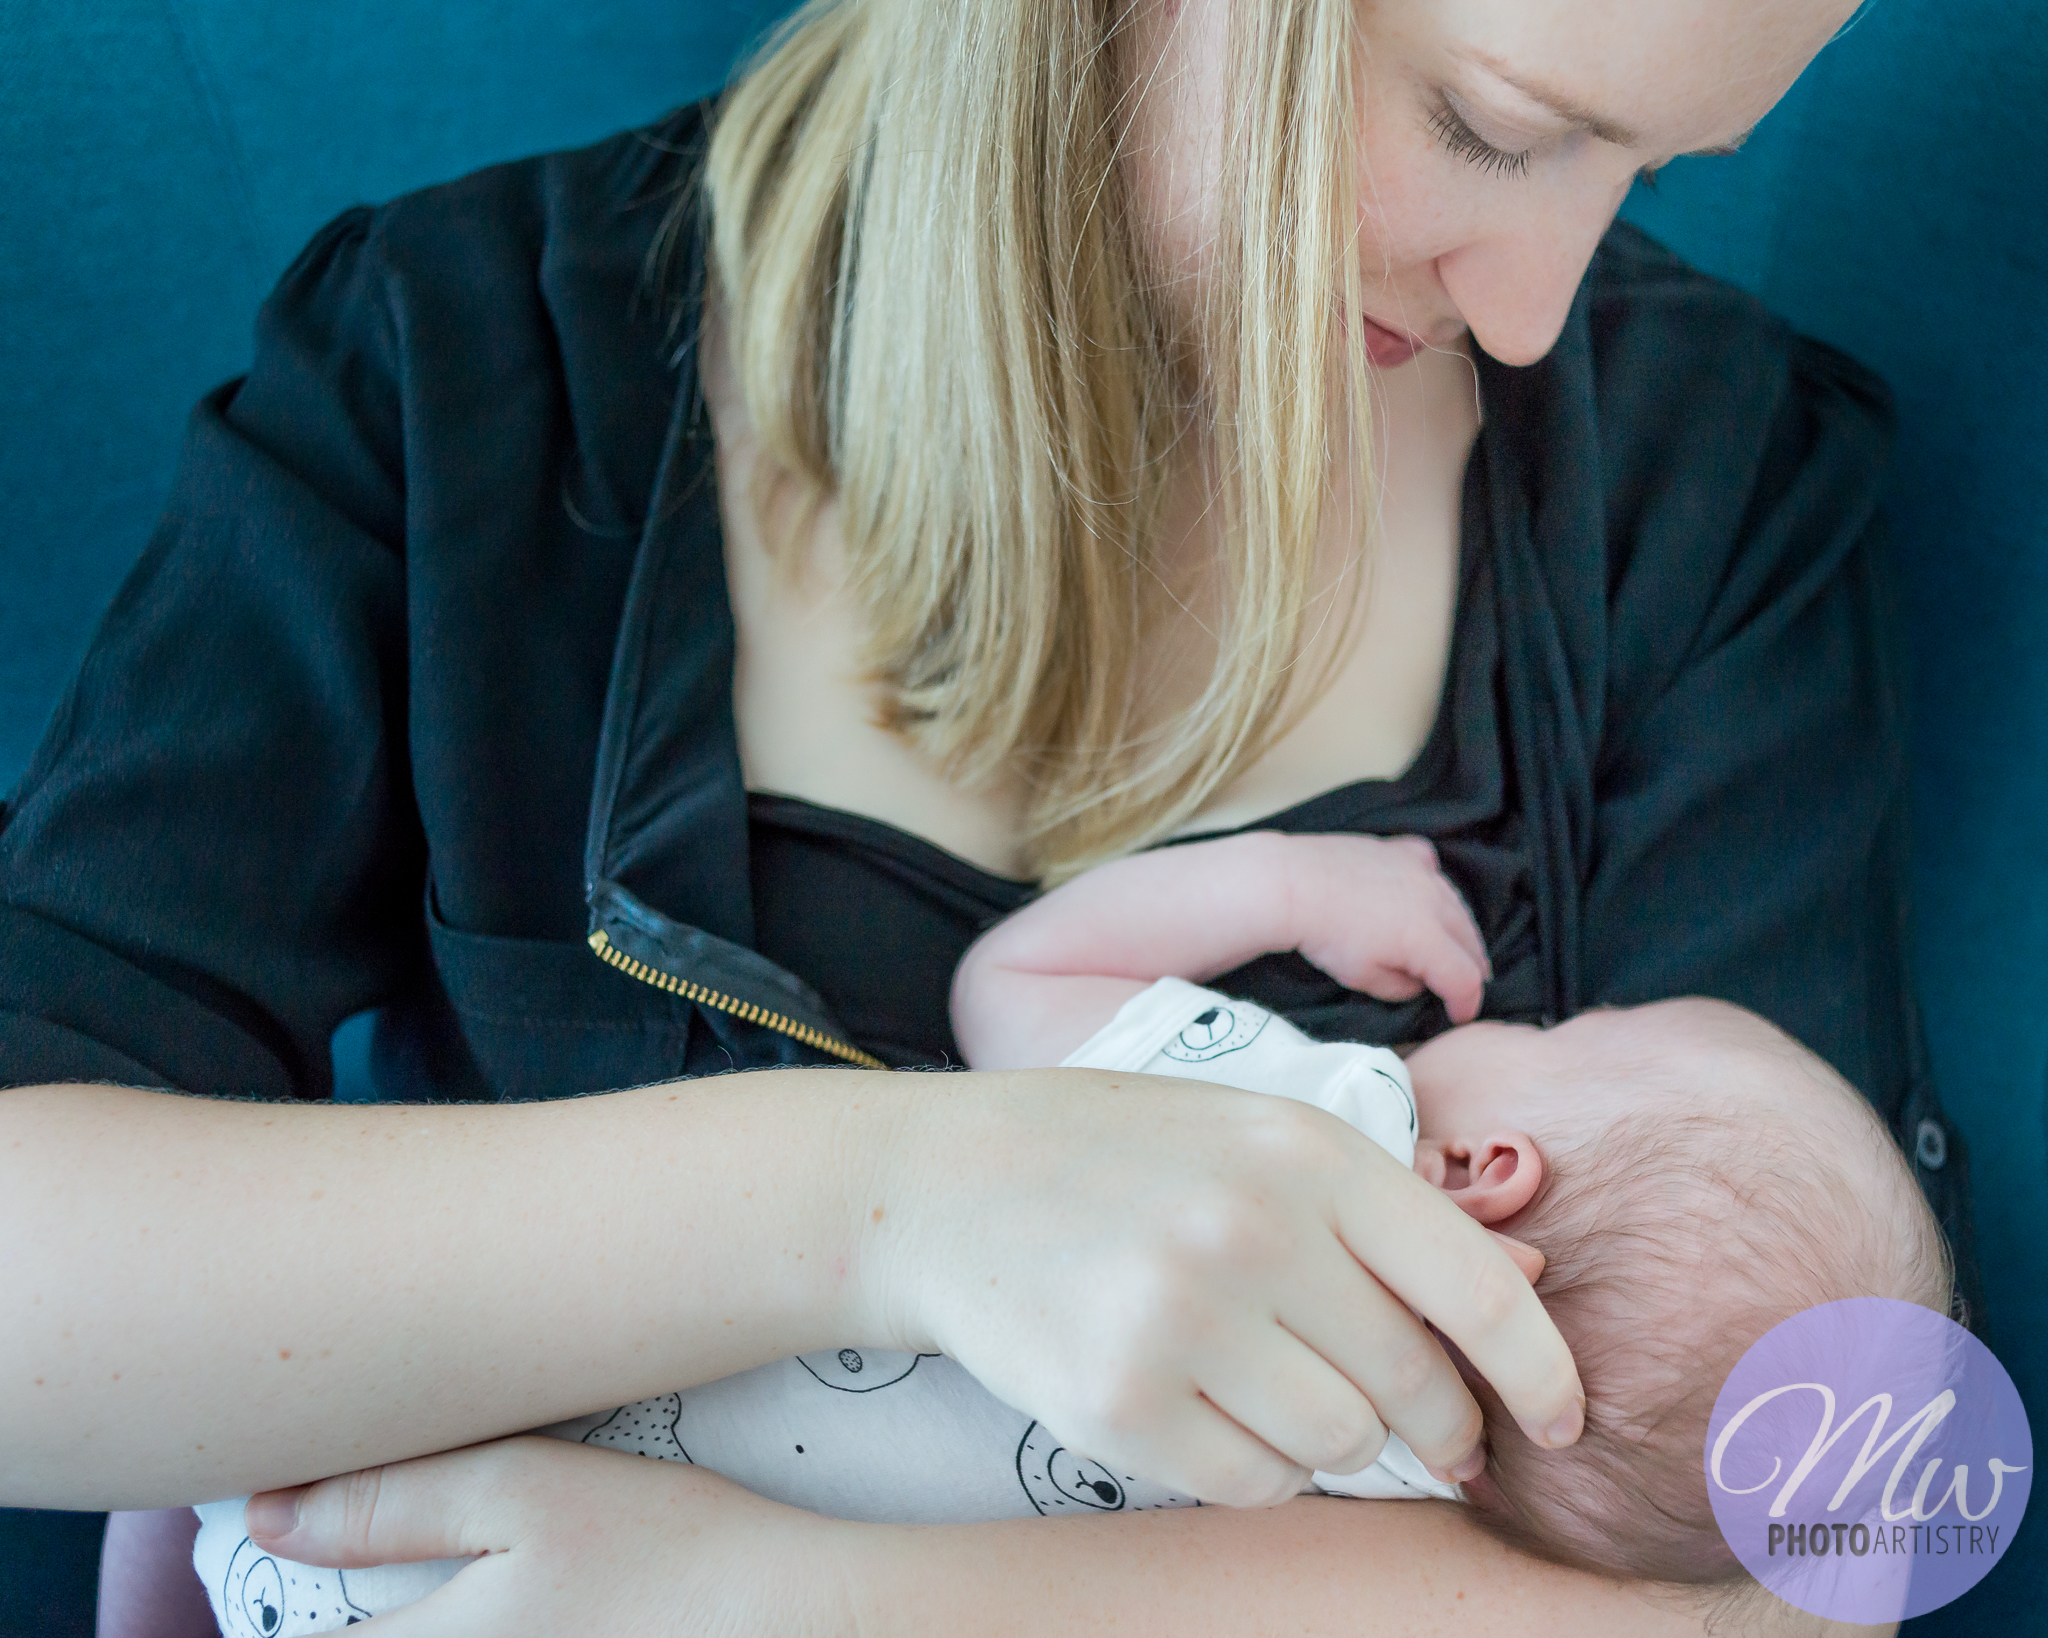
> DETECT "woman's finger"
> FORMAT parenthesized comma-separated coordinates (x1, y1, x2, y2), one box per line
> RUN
(246, 1440, 536, 1568)
(1489, 1229, 1546, 1284)
(1270, 1239, 1487, 1480)
(1075, 1388, 1311, 1510)
(308, 1555, 519, 1638)
(1327, 1151, 1584, 1460)
(243, 1441, 859, 1636)
(1192, 1319, 1392, 1482)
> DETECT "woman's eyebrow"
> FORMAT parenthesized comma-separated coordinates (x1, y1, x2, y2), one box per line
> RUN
(1450, 47, 1642, 147)
(1684, 132, 1755, 158)
(1450, 47, 1755, 158)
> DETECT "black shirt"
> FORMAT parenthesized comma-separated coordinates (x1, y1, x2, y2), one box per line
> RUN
(747, 793, 1031, 1067)
(0, 104, 1978, 1311)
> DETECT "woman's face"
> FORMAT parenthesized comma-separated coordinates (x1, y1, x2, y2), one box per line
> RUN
(1125, 0, 1859, 368)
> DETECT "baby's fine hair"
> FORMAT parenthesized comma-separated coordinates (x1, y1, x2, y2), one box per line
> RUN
(1459, 1003, 1954, 1591)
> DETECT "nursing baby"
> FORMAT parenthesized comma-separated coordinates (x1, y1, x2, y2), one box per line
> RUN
(192, 831, 1952, 1632)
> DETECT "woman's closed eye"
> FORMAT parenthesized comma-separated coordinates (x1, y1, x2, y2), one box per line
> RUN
(1427, 96, 1531, 179)
(1427, 92, 1671, 189)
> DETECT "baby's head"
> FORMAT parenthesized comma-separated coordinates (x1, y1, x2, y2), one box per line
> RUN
(1403, 999, 1953, 1588)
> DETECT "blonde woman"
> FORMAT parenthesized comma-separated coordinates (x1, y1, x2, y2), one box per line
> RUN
(3, 0, 1971, 1633)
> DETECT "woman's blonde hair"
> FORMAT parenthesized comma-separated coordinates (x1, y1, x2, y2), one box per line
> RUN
(705, 0, 1373, 881)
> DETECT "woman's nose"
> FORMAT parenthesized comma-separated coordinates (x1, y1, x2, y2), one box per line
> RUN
(1436, 176, 1633, 367)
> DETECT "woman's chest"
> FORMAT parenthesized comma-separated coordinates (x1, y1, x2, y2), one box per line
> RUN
(711, 349, 1481, 873)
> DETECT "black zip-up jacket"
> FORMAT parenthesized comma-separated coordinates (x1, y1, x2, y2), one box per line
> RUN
(0, 105, 1979, 1312)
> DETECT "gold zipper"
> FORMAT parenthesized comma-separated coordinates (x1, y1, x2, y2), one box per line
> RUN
(588, 929, 887, 1070)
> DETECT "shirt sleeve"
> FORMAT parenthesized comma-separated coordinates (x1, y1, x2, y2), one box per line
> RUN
(1579, 330, 1981, 1321)
(0, 208, 425, 1099)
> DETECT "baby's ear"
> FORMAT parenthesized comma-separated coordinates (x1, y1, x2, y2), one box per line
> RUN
(1416, 1129, 1543, 1225)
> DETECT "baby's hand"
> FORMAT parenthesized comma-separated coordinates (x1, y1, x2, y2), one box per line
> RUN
(1280, 834, 1489, 1023)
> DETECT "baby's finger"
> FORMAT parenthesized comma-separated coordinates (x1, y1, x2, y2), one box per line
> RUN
(1386, 834, 1441, 869)
(1400, 922, 1488, 1023)
(1428, 875, 1491, 978)
(1354, 962, 1428, 1003)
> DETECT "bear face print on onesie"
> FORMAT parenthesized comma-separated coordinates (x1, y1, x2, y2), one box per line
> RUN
(796, 1346, 925, 1392)
(1014, 1422, 1198, 1515)
(189, 983, 1449, 1632)
(215, 1536, 369, 1635)
(1160, 999, 1268, 1062)
(1063, 977, 1420, 1159)
(548, 1349, 1054, 1525)
(191, 1499, 467, 1635)
(554, 1351, 928, 1482)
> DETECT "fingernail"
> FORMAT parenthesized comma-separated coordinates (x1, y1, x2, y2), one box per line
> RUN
(1449, 1447, 1486, 1483)
(245, 1487, 305, 1540)
(1541, 1404, 1584, 1449)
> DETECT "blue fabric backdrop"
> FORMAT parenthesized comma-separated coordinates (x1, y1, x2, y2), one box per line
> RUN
(1621, 9, 2047, 1629)
(1, 2, 2041, 1633)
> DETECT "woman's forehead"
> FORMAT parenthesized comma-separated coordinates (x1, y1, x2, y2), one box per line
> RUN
(1409, 0, 1859, 155)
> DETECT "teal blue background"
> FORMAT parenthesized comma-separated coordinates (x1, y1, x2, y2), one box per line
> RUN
(1, 3, 2041, 1633)
(1620, 8, 2047, 1629)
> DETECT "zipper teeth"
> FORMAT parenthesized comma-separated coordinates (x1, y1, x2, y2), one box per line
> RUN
(588, 930, 887, 1070)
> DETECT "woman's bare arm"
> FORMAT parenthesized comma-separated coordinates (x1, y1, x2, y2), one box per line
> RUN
(850, 1497, 1879, 1638)
(3, 1064, 1580, 1517)
(237, 1417, 1854, 1638)
(0, 1074, 885, 1508)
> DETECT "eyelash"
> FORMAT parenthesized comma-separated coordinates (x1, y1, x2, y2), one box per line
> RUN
(1427, 100, 1530, 180)
(1428, 97, 1670, 188)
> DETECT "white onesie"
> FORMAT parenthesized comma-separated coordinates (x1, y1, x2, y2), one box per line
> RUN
(193, 980, 1460, 1635)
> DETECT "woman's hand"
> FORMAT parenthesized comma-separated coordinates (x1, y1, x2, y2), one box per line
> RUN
(857, 1071, 1583, 1507)
(244, 1436, 862, 1636)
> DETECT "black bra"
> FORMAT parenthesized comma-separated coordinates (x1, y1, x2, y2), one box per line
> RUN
(743, 760, 1446, 1068)
(745, 793, 1034, 1068)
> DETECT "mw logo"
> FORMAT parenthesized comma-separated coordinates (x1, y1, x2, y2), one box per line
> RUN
(1711, 1384, 2028, 1523)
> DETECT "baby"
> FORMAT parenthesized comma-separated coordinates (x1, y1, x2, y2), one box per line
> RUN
(186, 831, 1952, 1632)
(950, 829, 1956, 1585)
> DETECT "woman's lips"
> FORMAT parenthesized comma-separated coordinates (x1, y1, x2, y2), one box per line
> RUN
(1358, 312, 1426, 369)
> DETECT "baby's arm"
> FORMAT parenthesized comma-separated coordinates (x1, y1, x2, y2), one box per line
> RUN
(952, 831, 1489, 1070)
